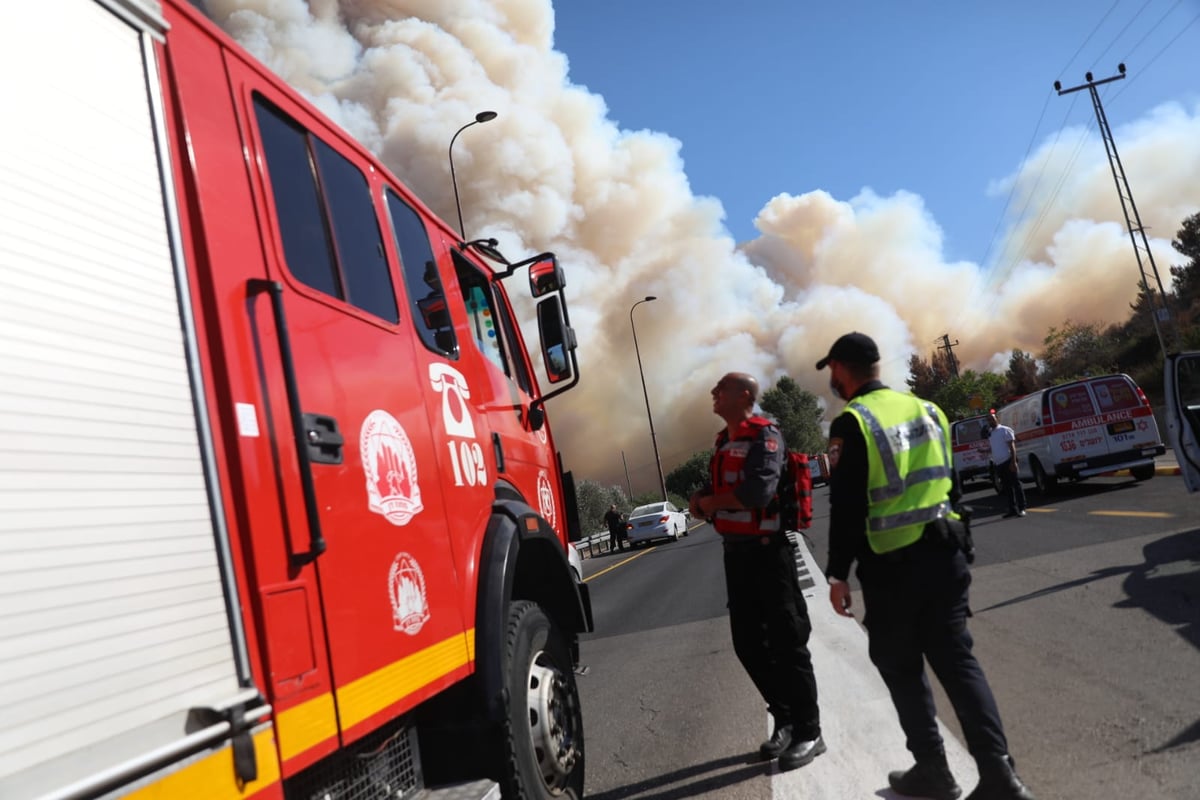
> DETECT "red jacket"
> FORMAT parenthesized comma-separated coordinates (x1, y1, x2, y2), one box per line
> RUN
(709, 416, 784, 536)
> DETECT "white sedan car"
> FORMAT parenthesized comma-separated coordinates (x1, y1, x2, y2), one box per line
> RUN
(625, 501, 689, 547)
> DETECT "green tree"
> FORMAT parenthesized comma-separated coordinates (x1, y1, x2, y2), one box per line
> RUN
(1169, 211, 1200, 320)
(574, 479, 628, 533)
(1002, 349, 1040, 400)
(666, 449, 713, 499)
(930, 370, 1005, 421)
(630, 490, 689, 509)
(759, 376, 827, 453)
(906, 350, 955, 400)
(1040, 320, 1116, 385)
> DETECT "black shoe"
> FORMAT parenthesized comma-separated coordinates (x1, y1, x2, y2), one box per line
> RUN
(778, 735, 826, 771)
(1002, 511, 1019, 519)
(965, 755, 1036, 800)
(759, 722, 793, 760)
(888, 756, 962, 800)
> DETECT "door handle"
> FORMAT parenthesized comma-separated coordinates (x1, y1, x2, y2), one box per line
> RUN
(304, 413, 344, 464)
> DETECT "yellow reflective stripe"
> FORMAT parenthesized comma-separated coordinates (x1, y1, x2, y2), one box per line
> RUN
(275, 691, 338, 762)
(123, 727, 280, 800)
(337, 633, 472, 730)
(272, 630, 476, 764)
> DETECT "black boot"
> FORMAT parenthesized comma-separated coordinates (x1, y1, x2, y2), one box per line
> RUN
(778, 734, 826, 771)
(888, 750, 962, 800)
(759, 721, 793, 760)
(965, 755, 1036, 800)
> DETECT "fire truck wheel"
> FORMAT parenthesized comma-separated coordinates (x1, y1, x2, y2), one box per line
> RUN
(500, 600, 585, 799)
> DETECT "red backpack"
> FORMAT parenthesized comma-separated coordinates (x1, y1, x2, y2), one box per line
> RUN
(777, 450, 814, 531)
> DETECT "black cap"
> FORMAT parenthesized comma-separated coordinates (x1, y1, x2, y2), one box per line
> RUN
(815, 332, 880, 370)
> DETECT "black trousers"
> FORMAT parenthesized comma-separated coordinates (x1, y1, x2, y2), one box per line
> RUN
(610, 527, 627, 549)
(723, 535, 821, 739)
(996, 459, 1027, 514)
(859, 539, 1008, 761)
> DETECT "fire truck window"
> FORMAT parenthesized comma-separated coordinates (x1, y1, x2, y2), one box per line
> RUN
(453, 255, 511, 378)
(254, 96, 398, 323)
(312, 140, 398, 323)
(253, 100, 340, 298)
(495, 292, 533, 394)
(386, 189, 457, 357)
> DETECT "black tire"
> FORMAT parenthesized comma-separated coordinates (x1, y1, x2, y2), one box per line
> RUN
(1032, 459, 1056, 495)
(499, 600, 584, 800)
(1131, 464, 1155, 482)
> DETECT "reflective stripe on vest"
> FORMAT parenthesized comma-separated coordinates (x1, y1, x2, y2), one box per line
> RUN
(847, 390, 958, 554)
(710, 417, 782, 535)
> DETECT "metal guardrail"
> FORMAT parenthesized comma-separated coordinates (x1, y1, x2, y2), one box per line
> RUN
(576, 531, 615, 559)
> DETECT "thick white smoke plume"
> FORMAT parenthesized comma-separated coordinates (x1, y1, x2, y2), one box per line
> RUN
(200, 0, 1200, 490)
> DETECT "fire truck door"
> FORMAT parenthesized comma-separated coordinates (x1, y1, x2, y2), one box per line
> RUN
(245, 92, 469, 743)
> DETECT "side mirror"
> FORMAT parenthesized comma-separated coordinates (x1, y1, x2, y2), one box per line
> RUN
(536, 295, 576, 384)
(528, 254, 565, 298)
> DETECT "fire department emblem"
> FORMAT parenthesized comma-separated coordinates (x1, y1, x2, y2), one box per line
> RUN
(361, 410, 423, 526)
(537, 470, 556, 528)
(388, 552, 430, 635)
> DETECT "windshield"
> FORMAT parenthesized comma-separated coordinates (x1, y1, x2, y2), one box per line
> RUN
(632, 503, 666, 516)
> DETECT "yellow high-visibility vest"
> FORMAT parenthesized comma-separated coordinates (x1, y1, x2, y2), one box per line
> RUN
(845, 389, 958, 554)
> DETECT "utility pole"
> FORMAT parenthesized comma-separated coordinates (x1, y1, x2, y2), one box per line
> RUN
(621, 450, 633, 501)
(1055, 64, 1176, 357)
(937, 334, 960, 378)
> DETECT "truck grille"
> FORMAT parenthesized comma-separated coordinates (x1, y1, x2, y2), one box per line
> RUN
(288, 719, 420, 800)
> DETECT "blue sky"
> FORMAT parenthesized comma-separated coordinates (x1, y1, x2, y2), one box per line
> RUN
(552, 0, 1200, 265)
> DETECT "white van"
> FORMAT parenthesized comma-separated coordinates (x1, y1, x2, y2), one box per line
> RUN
(951, 413, 993, 490)
(995, 374, 1165, 493)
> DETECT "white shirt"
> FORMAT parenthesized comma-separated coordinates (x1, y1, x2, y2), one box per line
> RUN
(988, 423, 1016, 464)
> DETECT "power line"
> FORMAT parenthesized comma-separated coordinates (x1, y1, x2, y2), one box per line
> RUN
(1090, 0, 1156, 68)
(1058, 0, 1121, 79)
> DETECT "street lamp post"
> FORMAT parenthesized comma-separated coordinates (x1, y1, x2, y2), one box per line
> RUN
(448, 110, 497, 241)
(630, 296, 667, 501)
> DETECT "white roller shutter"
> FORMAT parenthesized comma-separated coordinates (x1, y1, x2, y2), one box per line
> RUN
(0, 0, 244, 792)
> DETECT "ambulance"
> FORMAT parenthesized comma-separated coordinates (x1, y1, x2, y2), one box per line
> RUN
(0, 1, 592, 798)
(950, 413, 994, 492)
(994, 374, 1165, 494)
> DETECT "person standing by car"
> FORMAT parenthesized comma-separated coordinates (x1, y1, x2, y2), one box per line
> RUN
(818, 332, 1036, 800)
(688, 372, 824, 771)
(988, 409, 1027, 519)
(604, 504, 628, 552)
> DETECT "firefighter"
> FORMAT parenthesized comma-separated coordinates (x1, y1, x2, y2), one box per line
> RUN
(818, 332, 1036, 800)
(688, 372, 824, 771)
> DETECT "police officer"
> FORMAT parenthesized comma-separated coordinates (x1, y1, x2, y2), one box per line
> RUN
(689, 372, 824, 771)
(818, 333, 1035, 800)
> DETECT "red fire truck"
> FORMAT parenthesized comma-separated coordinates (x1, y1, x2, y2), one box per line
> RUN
(0, 1, 592, 799)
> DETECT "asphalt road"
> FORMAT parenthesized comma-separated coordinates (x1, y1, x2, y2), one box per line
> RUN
(577, 469, 1200, 799)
